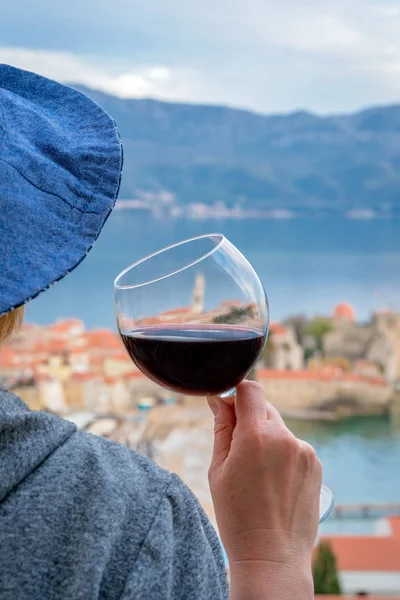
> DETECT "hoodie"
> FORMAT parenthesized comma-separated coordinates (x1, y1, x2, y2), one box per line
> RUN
(0, 387, 229, 600)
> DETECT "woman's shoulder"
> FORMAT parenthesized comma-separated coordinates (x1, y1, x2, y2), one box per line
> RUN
(54, 429, 229, 599)
(56, 426, 174, 511)
(0, 395, 229, 600)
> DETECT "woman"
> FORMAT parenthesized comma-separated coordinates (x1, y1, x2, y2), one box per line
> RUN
(0, 64, 321, 599)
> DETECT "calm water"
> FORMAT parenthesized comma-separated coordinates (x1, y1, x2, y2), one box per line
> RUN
(289, 416, 400, 531)
(26, 213, 400, 510)
(27, 213, 400, 328)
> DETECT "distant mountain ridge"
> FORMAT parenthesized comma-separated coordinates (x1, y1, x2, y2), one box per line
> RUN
(73, 85, 400, 217)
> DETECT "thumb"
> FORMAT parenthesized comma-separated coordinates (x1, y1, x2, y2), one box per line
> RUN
(207, 396, 236, 473)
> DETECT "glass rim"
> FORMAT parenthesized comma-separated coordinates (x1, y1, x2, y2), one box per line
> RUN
(114, 233, 225, 291)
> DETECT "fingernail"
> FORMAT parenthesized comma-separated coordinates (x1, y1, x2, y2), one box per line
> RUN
(207, 398, 219, 416)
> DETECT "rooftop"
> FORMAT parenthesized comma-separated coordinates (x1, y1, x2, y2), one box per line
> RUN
(160, 307, 192, 316)
(47, 319, 84, 334)
(389, 516, 400, 538)
(269, 322, 288, 336)
(334, 302, 356, 321)
(0, 346, 19, 367)
(318, 535, 400, 572)
(257, 369, 387, 387)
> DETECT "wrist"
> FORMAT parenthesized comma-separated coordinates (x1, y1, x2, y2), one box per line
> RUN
(229, 560, 314, 600)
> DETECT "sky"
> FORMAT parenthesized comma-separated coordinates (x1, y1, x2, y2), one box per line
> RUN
(1, 0, 400, 114)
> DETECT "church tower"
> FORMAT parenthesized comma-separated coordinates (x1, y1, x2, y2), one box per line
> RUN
(192, 273, 205, 314)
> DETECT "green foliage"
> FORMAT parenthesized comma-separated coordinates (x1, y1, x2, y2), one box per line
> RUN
(305, 318, 333, 352)
(213, 306, 254, 325)
(304, 347, 315, 362)
(305, 318, 333, 340)
(313, 541, 342, 595)
(77, 85, 400, 215)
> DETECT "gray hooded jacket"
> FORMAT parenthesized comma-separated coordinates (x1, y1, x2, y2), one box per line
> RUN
(0, 387, 229, 599)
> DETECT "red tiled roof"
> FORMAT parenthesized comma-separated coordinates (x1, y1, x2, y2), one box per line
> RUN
(340, 373, 386, 386)
(47, 340, 68, 353)
(83, 330, 122, 350)
(0, 346, 19, 367)
(104, 376, 120, 385)
(257, 369, 386, 386)
(70, 372, 99, 382)
(317, 536, 400, 572)
(259, 369, 335, 381)
(269, 322, 288, 336)
(47, 319, 83, 334)
(312, 365, 343, 377)
(108, 352, 131, 362)
(135, 317, 164, 326)
(69, 348, 88, 356)
(122, 371, 144, 380)
(334, 302, 355, 320)
(389, 517, 400, 538)
(160, 307, 192, 316)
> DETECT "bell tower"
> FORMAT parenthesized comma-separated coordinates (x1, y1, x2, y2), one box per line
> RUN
(192, 273, 205, 314)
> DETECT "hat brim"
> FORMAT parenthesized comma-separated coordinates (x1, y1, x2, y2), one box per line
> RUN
(0, 67, 123, 316)
(0, 157, 121, 315)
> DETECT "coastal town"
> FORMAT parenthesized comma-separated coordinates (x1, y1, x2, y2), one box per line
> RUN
(2, 299, 400, 421)
(2, 296, 400, 596)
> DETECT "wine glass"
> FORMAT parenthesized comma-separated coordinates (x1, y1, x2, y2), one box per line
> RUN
(114, 233, 333, 522)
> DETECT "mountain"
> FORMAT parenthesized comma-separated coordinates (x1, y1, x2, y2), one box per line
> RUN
(73, 85, 400, 216)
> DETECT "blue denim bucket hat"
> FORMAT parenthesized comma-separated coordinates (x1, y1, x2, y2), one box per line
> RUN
(0, 65, 123, 315)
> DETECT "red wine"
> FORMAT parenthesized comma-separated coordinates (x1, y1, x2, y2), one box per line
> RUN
(120, 325, 266, 396)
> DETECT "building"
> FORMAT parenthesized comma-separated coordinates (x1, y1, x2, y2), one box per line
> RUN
(354, 359, 382, 378)
(267, 323, 304, 370)
(0, 319, 140, 414)
(316, 517, 400, 596)
(324, 306, 397, 381)
(257, 369, 391, 416)
(315, 597, 400, 599)
(192, 272, 205, 314)
(372, 311, 400, 380)
(334, 302, 356, 323)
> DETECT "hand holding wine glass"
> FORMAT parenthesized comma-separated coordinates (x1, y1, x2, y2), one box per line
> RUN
(114, 233, 333, 523)
(208, 380, 321, 600)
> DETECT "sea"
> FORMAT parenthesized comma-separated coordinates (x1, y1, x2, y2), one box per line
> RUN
(26, 212, 400, 526)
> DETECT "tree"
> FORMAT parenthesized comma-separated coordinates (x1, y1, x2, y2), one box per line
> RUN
(304, 318, 333, 352)
(213, 305, 254, 325)
(313, 541, 342, 595)
(262, 332, 276, 367)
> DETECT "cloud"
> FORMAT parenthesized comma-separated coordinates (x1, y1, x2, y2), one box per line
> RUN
(0, 48, 177, 98)
(1, 0, 400, 113)
(0, 46, 264, 110)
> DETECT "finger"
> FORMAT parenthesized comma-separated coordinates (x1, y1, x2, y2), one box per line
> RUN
(234, 380, 268, 425)
(208, 396, 236, 471)
(265, 400, 287, 427)
(297, 439, 316, 453)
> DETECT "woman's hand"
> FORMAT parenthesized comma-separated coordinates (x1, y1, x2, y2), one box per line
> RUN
(207, 380, 321, 600)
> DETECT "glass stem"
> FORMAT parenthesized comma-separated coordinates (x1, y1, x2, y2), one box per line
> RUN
(218, 387, 236, 399)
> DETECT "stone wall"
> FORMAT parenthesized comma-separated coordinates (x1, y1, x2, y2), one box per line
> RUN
(258, 373, 392, 415)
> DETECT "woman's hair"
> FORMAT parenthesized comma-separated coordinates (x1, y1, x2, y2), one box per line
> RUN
(0, 307, 24, 344)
